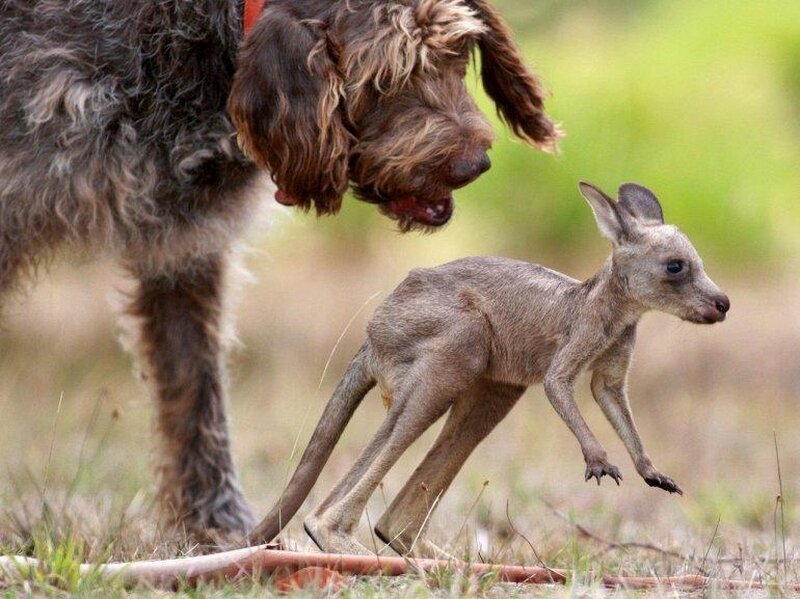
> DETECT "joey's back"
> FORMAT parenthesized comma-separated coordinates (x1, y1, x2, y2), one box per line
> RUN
(367, 181, 730, 390)
(367, 256, 594, 384)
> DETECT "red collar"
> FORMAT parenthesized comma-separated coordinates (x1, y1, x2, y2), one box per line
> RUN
(244, 0, 266, 34)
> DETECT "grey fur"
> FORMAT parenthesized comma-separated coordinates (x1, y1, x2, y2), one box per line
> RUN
(0, 1, 254, 278)
(248, 181, 730, 555)
(0, 0, 557, 542)
(1, 0, 258, 542)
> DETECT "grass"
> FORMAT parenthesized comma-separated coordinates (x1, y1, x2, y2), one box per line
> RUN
(1, 0, 799, 595)
(0, 253, 798, 596)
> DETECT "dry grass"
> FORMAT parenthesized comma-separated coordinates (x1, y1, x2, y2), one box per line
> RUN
(0, 217, 798, 596)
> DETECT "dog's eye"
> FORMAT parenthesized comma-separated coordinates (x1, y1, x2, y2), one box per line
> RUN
(666, 259, 684, 274)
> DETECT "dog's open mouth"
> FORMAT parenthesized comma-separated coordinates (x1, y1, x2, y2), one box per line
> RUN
(385, 194, 453, 227)
(276, 187, 455, 228)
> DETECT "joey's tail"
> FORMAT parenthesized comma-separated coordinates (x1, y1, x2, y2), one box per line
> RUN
(245, 342, 375, 545)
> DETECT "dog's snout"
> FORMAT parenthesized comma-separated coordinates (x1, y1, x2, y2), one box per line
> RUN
(447, 153, 491, 188)
(714, 294, 730, 314)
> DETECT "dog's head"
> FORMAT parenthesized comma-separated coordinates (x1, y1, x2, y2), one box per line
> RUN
(228, 0, 559, 230)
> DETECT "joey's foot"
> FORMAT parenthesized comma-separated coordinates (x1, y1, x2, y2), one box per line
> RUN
(196, 527, 281, 551)
(641, 470, 683, 494)
(304, 518, 373, 555)
(584, 457, 622, 486)
(408, 538, 457, 561)
(637, 462, 683, 494)
(375, 526, 456, 560)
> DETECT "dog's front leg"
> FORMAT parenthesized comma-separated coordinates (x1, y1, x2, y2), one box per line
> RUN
(125, 252, 253, 543)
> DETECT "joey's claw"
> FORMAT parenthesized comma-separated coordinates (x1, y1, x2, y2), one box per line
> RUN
(584, 461, 622, 486)
(644, 474, 683, 495)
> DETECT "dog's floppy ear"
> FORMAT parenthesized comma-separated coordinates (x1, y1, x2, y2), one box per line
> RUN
(228, 6, 350, 214)
(467, 0, 560, 151)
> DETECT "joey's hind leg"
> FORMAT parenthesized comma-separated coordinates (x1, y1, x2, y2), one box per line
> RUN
(304, 407, 405, 556)
(126, 253, 253, 542)
(304, 358, 475, 555)
(305, 392, 451, 555)
(374, 382, 524, 558)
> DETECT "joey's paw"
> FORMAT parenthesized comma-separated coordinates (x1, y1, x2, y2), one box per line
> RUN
(584, 459, 622, 486)
(643, 472, 683, 495)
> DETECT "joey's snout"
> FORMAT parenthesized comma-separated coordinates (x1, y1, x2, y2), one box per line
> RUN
(699, 292, 730, 324)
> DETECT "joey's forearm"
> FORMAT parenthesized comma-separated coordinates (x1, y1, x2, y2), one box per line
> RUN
(544, 373, 623, 485)
(590, 375, 682, 494)
(543, 377, 605, 458)
(590, 380, 650, 467)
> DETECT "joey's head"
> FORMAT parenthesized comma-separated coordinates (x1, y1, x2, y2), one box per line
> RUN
(579, 181, 730, 324)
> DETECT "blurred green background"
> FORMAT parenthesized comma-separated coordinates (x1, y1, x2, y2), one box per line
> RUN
(1, 0, 799, 577)
(311, 0, 800, 269)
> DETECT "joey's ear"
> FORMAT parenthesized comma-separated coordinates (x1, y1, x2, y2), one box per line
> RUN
(617, 183, 664, 225)
(467, 0, 560, 150)
(578, 181, 627, 244)
(228, 6, 351, 214)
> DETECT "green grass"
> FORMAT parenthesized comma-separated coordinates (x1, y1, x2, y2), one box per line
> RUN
(1, 259, 798, 596)
(1, 374, 798, 595)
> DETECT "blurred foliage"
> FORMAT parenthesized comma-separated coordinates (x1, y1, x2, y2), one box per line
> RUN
(686, 485, 783, 531)
(326, 1, 800, 269)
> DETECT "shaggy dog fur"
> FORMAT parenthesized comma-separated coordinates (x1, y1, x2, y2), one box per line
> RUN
(0, 0, 558, 541)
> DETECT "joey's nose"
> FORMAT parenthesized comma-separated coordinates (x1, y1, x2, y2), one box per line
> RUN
(715, 294, 730, 314)
(447, 152, 491, 188)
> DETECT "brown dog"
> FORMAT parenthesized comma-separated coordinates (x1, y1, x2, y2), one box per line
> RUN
(248, 182, 729, 555)
(0, 0, 557, 540)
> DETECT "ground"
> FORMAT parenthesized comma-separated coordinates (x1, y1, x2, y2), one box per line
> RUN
(0, 218, 797, 596)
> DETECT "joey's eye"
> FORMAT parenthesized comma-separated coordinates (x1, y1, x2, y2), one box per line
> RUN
(666, 259, 684, 274)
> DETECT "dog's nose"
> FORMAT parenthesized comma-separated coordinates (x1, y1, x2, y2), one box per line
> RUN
(447, 152, 491, 188)
(714, 294, 730, 314)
